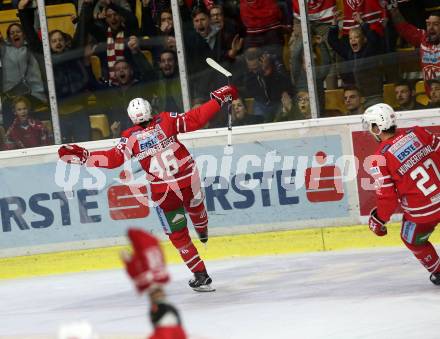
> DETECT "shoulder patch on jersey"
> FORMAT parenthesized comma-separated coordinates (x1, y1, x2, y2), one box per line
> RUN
(169, 112, 178, 118)
(380, 144, 391, 154)
(388, 132, 423, 163)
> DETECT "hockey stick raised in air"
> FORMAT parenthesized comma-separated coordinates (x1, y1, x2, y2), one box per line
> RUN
(206, 57, 233, 147)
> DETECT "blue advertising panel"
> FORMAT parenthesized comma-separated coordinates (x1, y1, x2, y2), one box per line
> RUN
(0, 136, 349, 249)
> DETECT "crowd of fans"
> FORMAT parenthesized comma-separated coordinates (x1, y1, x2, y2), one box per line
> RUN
(0, 0, 439, 150)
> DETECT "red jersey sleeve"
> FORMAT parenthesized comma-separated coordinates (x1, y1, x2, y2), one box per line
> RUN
(86, 131, 134, 169)
(370, 154, 399, 222)
(171, 99, 220, 133)
(414, 126, 440, 154)
(394, 22, 424, 47)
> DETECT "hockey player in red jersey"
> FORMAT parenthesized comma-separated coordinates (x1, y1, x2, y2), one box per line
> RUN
(58, 85, 238, 291)
(122, 228, 187, 339)
(362, 103, 440, 285)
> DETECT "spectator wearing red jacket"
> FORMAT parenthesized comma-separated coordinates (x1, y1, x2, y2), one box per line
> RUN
(240, 0, 284, 57)
(388, 5, 440, 93)
(342, 0, 386, 36)
(3, 96, 52, 150)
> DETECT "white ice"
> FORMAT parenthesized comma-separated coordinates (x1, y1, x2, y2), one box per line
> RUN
(1, 247, 440, 339)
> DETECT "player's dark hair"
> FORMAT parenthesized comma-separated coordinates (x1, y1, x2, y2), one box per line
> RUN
(382, 126, 397, 134)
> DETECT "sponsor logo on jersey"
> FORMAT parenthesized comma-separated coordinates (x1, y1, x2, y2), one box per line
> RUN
(389, 133, 423, 163)
(136, 135, 177, 161)
(170, 112, 178, 118)
(397, 145, 434, 176)
(137, 125, 167, 151)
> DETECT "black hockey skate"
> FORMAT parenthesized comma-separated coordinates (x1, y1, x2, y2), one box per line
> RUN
(430, 272, 440, 285)
(196, 228, 208, 243)
(189, 271, 215, 292)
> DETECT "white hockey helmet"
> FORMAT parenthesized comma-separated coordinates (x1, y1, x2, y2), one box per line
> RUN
(127, 98, 152, 125)
(362, 103, 396, 136)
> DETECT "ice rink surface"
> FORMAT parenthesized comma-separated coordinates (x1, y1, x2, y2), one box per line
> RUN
(1, 247, 440, 339)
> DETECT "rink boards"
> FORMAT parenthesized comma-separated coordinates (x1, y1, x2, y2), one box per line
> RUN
(0, 109, 440, 278)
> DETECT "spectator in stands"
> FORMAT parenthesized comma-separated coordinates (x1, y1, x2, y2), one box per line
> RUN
(236, 47, 291, 123)
(328, 11, 384, 107)
(296, 90, 311, 119)
(290, 0, 337, 89)
(209, 4, 239, 36)
(291, 34, 331, 112)
(93, 36, 156, 137)
(3, 96, 52, 150)
(341, 0, 386, 36)
(273, 91, 307, 122)
(427, 78, 440, 108)
(18, 0, 94, 143)
(239, 0, 284, 58)
(142, 7, 173, 37)
(81, 0, 139, 85)
(154, 49, 183, 113)
(185, 6, 242, 99)
(388, 6, 440, 93)
(231, 97, 259, 126)
(394, 80, 426, 111)
(94, 0, 132, 21)
(0, 22, 47, 128)
(140, 7, 177, 58)
(343, 86, 364, 115)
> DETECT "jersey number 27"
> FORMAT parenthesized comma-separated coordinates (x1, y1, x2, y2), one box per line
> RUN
(410, 158, 440, 196)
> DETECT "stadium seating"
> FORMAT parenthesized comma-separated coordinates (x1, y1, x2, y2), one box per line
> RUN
(415, 80, 429, 106)
(89, 114, 110, 140)
(244, 98, 254, 114)
(0, 3, 76, 38)
(383, 83, 397, 108)
(324, 89, 345, 115)
(90, 55, 102, 81)
(41, 120, 53, 136)
(0, 125, 5, 148)
(142, 50, 153, 65)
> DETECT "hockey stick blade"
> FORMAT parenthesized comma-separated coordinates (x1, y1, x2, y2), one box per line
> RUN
(206, 58, 232, 77)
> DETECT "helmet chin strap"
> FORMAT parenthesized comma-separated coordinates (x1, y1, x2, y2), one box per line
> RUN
(369, 127, 382, 142)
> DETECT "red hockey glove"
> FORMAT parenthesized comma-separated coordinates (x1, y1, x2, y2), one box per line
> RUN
(368, 207, 387, 236)
(122, 228, 170, 293)
(210, 85, 238, 107)
(58, 144, 89, 165)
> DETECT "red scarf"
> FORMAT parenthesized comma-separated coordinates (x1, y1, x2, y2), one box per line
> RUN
(106, 27, 125, 85)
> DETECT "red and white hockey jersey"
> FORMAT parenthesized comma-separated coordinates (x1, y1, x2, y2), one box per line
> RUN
(342, 0, 386, 35)
(394, 22, 440, 92)
(371, 126, 440, 223)
(292, 0, 336, 24)
(86, 99, 221, 193)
